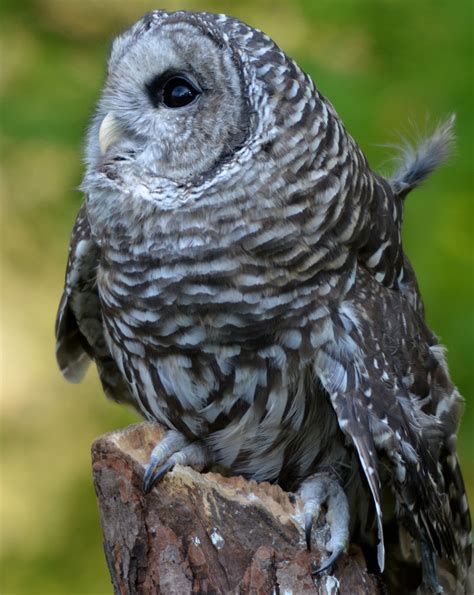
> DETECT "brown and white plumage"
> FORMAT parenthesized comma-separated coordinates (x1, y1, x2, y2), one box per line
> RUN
(55, 10, 471, 592)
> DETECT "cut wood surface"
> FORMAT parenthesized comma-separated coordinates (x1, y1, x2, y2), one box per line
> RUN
(92, 422, 381, 594)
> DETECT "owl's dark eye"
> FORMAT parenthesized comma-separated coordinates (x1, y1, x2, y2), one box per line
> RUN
(146, 74, 201, 109)
(162, 76, 200, 108)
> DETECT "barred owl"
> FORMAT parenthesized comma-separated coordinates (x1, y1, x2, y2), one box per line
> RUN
(55, 10, 471, 593)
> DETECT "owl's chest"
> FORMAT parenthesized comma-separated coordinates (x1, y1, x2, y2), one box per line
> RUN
(96, 241, 303, 351)
(95, 251, 353, 486)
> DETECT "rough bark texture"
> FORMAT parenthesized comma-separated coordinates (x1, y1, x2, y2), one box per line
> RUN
(92, 422, 382, 594)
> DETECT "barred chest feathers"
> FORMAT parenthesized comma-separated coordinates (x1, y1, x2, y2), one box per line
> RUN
(90, 183, 359, 488)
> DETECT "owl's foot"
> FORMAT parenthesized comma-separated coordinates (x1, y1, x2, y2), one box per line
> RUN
(143, 430, 210, 493)
(298, 471, 349, 574)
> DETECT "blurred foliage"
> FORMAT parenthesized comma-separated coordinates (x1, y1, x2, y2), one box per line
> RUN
(1, 1, 472, 593)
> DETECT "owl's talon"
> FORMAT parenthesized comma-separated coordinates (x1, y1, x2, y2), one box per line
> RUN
(305, 514, 314, 551)
(142, 435, 211, 493)
(143, 459, 175, 493)
(298, 472, 349, 571)
(311, 548, 344, 576)
(143, 461, 169, 493)
(142, 429, 189, 492)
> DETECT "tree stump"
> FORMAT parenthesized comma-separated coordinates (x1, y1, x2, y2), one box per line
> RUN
(92, 422, 381, 594)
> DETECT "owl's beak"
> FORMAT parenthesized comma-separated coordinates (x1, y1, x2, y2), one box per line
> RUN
(99, 112, 123, 154)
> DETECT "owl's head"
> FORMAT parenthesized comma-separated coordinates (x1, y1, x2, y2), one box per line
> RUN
(83, 10, 327, 215)
(85, 12, 259, 185)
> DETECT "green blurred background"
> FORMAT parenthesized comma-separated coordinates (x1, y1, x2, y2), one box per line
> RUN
(1, 1, 472, 593)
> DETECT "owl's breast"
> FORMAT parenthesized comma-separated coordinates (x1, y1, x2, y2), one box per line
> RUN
(93, 240, 361, 488)
(95, 237, 357, 428)
(99, 283, 349, 489)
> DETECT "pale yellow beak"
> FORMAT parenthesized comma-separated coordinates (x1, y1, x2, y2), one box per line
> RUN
(99, 112, 123, 154)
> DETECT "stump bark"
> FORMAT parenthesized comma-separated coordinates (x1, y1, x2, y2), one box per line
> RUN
(92, 422, 381, 594)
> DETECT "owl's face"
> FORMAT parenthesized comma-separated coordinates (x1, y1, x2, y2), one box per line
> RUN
(84, 10, 322, 225)
(86, 12, 251, 183)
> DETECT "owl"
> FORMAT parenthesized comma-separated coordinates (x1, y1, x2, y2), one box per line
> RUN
(55, 10, 471, 593)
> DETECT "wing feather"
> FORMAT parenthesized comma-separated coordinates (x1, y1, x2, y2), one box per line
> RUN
(55, 203, 134, 406)
(313, 264, 468, 581)
(55, 204, 96, 381)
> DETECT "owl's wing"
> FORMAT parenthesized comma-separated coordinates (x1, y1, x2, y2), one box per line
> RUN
(55, 203, 134, 405)
(55, 204, 97, 382)
(313, 264, 470, 583)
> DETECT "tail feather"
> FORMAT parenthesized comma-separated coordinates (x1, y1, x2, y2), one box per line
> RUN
(390, 114, 456, 197)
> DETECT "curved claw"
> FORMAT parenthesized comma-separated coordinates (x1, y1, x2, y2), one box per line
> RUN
(143, 459, 175, 493)
(305, 513, 314, 551)
(142, 430, 189, 494)
(142, 438, 211, 494)
(311, 548, 344, 576)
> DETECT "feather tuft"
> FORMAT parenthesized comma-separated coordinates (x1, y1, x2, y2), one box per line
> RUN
(389, 115, 456, 197)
